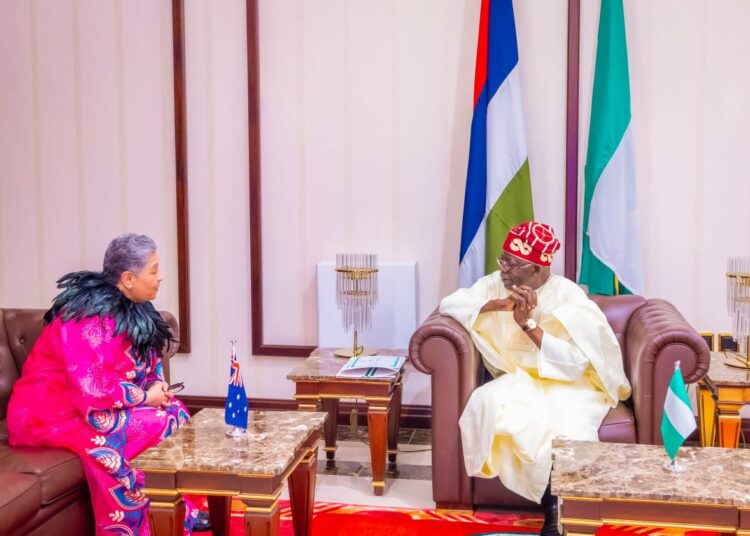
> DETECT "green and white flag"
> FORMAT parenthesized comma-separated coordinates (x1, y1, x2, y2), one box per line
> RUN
(660, 363, 696, 460)
(580, 0, 643, 296)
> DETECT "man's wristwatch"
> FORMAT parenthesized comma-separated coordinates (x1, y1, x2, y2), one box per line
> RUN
(522, 318, 537, 332)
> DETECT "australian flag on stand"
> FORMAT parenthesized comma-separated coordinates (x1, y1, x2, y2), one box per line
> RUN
(224, 340, 248, 429)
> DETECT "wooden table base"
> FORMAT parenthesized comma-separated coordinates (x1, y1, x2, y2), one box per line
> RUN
(699, 382, 750, 448)
(697, 352, 750, 449)
(303, 381, 403, 495)
(147, 492, 185, 536)
(289, 348, 406, 495)
(145, 449, 318, 536)
(242, 497, 280, 536)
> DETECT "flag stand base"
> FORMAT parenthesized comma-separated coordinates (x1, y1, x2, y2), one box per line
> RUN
(226, 426, 248, 438)
(663, 459, 685, 473)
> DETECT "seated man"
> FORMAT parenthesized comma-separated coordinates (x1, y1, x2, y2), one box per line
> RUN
(439, 221, 631, 535)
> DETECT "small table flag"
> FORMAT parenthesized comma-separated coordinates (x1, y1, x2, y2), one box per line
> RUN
(660, 360, 696, 460)
(225, 339, 249, 430)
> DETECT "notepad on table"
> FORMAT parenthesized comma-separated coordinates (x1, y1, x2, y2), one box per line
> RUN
(335, 355, 406, 380)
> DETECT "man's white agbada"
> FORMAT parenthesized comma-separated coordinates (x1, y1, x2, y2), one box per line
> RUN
(439, 272, 631, 502)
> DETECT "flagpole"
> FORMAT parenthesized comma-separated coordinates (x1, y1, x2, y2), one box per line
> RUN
(226, 339, 248, 438)
(668, 360, 680, 472)
(614, 275, 620, 295)
(663, 359, 686, 473)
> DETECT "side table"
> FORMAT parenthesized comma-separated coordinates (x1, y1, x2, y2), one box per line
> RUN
(287, 348, 405, 495)
(698, 351, 750, 447)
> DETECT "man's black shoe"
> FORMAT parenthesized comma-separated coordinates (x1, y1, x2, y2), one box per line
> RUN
(193, 510, 211, 532)
(540, 485, 562, 536)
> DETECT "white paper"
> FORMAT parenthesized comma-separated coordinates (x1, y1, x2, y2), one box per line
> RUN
(335, 355, 406, 380)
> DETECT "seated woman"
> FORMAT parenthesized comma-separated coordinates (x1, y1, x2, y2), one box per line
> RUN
(7, 233, 208, 535)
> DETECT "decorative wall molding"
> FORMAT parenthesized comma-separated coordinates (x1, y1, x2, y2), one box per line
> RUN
(247, 0, 582, 350)
(246, 0, 315, 357)
(564, 0, 580, 281)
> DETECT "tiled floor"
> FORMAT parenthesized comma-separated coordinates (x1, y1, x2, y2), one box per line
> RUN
(280, 425, 435, 509)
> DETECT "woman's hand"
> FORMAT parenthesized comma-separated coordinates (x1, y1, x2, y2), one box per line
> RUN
(145, 381, 174, 408)
(479, 297, 516, 314)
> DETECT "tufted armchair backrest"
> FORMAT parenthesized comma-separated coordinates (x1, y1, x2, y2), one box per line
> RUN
(0, 309, 46, 420)
(588, 294, 647, 380)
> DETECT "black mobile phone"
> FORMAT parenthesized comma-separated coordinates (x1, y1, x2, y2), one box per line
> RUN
(167, 382, 184, 393)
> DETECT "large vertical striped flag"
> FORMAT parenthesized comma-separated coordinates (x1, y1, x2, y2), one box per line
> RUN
(579, 0, 643, 295)
(458, 0, 533, 288)
(660, 362, 696, 460)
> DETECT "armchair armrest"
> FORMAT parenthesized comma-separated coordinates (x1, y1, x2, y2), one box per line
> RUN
(408, 310, 483, 508)
(625, 299, 710, 444)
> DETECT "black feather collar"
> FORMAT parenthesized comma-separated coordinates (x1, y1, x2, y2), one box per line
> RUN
(44, 271, 172, 363)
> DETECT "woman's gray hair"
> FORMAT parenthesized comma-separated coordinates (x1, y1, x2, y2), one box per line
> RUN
(102, 234, 157, 285)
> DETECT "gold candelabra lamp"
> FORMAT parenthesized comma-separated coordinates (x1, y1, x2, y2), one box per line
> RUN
(726, 257, 750, 369)
(334, 253, 378, 357)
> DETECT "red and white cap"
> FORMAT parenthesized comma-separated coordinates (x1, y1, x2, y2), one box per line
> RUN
(502, 221, 561, 267)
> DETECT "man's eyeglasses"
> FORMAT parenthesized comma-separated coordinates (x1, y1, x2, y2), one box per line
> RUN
(497, 256, 531, 271)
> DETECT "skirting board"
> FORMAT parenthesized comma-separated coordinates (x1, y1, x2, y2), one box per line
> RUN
(179, 395, 431, 430)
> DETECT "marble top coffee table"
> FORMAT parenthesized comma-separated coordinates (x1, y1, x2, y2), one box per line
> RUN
(287, 348, 405, 495)
(551, 439, 750, 534)
(133, 408, 327, 536)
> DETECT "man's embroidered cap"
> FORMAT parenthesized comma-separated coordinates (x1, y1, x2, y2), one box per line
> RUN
(501, 221, 560, 267)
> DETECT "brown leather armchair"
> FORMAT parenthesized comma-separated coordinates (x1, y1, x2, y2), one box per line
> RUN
(0, 308, 179, 535)
(408, 295, 711, 511)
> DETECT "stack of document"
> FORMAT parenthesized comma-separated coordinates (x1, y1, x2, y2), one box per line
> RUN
(335, 355, 406, 380)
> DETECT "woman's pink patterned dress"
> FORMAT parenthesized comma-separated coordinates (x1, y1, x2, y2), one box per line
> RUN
(7, 315, 196, 535)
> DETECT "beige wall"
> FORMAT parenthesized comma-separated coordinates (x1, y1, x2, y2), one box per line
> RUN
(580, 0, 750, 339)
(258, 0, 570, 349)
(1, 0, 749, 405)
(0, 0, 178, 309)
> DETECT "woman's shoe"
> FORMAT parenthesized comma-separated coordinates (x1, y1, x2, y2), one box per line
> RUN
(193, 510, 211, 532)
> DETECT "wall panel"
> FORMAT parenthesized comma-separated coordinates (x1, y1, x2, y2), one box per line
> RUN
(2, 0, 748, 406)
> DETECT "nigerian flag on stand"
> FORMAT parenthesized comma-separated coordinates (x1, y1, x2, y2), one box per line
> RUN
(458, 0, 534, 288)
(660, 362, 696, 460)
(580, 0, 643, 296)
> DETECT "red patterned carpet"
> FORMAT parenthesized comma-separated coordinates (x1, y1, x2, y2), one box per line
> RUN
(184, 496, 718, 536)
